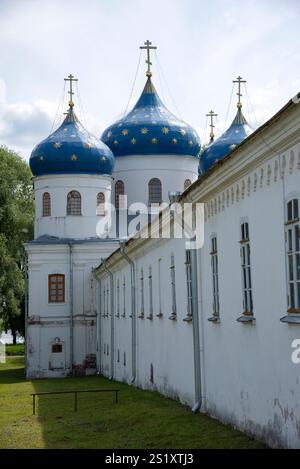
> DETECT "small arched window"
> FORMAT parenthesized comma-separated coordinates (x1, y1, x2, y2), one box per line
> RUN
(67, 190, 81, 216)
(42, 192, 51, 217)
(148, 178, 162, 205)
(96, 192, 105, 216)
(115, 180, 125, 209)
(184, 179, 192, 191)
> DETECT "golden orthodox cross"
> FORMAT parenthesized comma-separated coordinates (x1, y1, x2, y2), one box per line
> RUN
(233, 76, 246, 109)
(206, 110, 218, 142)
(140, 40, 157, 78)
(64, 74, 78, 107)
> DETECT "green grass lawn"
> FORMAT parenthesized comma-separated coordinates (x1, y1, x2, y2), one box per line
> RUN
(0, 357, 266, 449)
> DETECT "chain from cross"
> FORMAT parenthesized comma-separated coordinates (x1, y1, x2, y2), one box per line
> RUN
(233, 76, 247, 109)
(64, 74, 78, 108)
(206, 110, 218, 142)
(139, 40, 157, 78)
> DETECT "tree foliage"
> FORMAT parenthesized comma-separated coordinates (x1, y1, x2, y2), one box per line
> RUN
(0, 146, 34, 341)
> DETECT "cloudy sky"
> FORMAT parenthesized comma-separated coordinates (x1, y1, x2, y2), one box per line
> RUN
(0, 0, 300, 159)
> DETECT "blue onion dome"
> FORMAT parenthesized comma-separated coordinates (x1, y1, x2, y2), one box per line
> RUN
(101, 77, 201, 157)
(199, 108, 253, 176)
(30, 105, 115, 177)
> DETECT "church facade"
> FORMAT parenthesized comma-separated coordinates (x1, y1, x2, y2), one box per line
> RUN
(25, 47, 300, 448)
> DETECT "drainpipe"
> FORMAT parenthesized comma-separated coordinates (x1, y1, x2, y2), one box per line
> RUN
(92, 269, 102, 374)
(24, 249, 29, 378)
(119, 241, 136, 384)
(69, 242, 74, 375)
(190, 247, 203, 413)
(102, 259, 115, 380)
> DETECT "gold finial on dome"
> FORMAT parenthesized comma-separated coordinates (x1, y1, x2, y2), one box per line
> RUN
(206, 110, 218, 143)
(139, 40, 157, 78)
(233, 76, 247, 109)
(64, 74, 78, 108)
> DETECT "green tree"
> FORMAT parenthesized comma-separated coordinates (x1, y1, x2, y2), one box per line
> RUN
(0, 146, 34, 343)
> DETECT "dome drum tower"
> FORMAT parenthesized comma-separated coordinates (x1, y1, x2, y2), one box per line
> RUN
(101, 41, 201, 208)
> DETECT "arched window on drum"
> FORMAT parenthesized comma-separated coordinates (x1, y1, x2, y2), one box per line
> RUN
(96, 192, 105, 215)
(67, 190, 81, 216)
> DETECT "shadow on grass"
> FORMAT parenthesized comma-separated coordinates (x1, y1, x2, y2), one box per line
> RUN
(0, 356, 26, 384)
(0, 357, 267, 449)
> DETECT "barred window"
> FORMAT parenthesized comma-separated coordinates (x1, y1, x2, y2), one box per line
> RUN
(210, 237, 220, 317)
(115, 180, 125, 209)
(184, 179, 192, 191)
(43, 192, 51, 217)
(52, 344, 62, 353)
(148, 178, 162, 205)
(48, 274, 65, 303)
(240, 223, 253, 314)
(67, 190, 81, 216)
(96, 192, 105, 216)
(286, 199, 300, 312)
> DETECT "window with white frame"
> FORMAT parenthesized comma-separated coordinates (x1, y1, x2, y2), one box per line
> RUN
(148, 266, 153, 320)
(240, 222, 253, 315)
(170, 253, 177, 319)
(139, 268, 145, 318)
(286, 199, 300, 312)
(67, 190, 81, 216)
(96, 192, 105, 216)
(43, 192, 51, 217)
(210, 237, 220, 317)
(184, 179, 192, 191)
(185, 250, 193, 317)
(148, 178, 162, 205)
(115, 180, 125, 209)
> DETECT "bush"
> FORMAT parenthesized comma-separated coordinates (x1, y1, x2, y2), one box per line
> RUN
(5, 344, 25, 356)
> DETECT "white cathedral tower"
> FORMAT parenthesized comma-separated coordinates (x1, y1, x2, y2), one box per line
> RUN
(25, 75, 119, 377)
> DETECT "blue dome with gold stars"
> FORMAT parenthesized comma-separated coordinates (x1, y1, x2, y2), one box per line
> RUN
(101, 77, 201, 157)
(199, 108, 252, 176)
(30, 106, 115, 177)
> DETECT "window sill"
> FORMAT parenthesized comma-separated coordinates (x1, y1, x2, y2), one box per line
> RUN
(168, 313, 177, 321)
(285, 218, 300, 226)
(156, 313, 163, 319)
(237, 314, 256, 324)
(183, 315, 193, 323)
(208, 315, 220, 324)
(147, 315, 153, 321)
(280, 314, 300, 324)
(115, 314, 120, 318)
(138, 314, 145, 319)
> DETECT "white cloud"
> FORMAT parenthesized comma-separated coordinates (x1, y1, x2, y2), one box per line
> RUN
(0, 0, 299, 154)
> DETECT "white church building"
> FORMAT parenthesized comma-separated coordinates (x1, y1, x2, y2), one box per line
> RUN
(25, 43, 300, 448)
